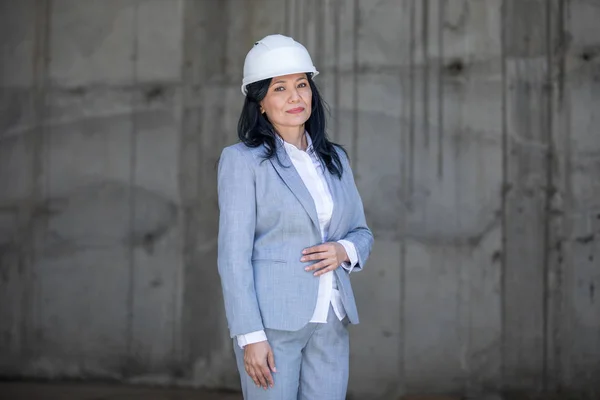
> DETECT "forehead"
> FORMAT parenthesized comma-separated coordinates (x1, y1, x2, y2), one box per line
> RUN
(270, 73, 308, 84)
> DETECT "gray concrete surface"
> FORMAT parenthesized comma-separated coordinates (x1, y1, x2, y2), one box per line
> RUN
(0, 0, 599, 399)
(0, 382, 242, 400)
(0, 383, 588, 400)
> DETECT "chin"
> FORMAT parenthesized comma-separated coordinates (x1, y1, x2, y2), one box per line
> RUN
(292, 113, 310, 123)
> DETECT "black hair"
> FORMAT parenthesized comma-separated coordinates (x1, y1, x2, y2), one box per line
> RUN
(237, 74, 346, 179)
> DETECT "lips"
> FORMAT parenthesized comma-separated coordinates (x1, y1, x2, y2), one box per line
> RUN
(286, 107, 305, 114)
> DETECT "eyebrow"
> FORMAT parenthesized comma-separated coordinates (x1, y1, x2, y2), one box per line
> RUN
(270, 76, 307, 86)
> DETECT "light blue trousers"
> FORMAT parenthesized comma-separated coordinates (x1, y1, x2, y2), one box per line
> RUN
(233, 305, 350, 400)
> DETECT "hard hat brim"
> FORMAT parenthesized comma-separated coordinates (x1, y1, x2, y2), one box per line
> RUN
(241, 70, 319, 95)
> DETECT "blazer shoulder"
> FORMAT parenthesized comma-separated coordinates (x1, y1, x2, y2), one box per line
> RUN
(333, 144, 350, 166)
(222, 142, 251, 155)
(220, 142, 265, 165)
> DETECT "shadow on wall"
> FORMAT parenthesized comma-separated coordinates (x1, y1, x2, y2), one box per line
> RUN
(0, 180, 178, 260)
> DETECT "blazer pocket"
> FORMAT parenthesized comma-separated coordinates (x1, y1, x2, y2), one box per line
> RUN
(251, 258, 286, 264)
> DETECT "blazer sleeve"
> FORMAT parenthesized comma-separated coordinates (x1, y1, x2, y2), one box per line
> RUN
(217, 146, 264, 338)
(337, 147, 374, 272)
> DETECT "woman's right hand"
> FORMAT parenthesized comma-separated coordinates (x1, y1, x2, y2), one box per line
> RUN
(244, 341, 277, 389)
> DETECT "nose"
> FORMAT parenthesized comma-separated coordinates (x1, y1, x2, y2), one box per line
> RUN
(288, 88, 300, 103)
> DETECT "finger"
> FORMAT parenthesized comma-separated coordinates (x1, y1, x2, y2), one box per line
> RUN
(261, 365, 274, 388)
(245, 359, 264, 388)
(314, 263, 337, 277)
(249, 360, 269, 389)
(256, 367, 269, 389)
(300, 251, 328, 262)
(305, 260, 327, 272)
(267, 350, 277, 373)
(302, 244, 328, 254)
(246, 368, 260, 387)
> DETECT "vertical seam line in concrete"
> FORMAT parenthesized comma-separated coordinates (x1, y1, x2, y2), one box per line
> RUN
(294, 0, 300, 39)
(557, 0, 571, 388)
(542, 0, 555, 391)
(500, 0, 508, 390)
(553, 0, 568, 389)
(422, 0, 430, 148)
(223, 0, 231, 140)
(27, 0, 52, 361)
(126, 0, 140, 372)
(284, 0, 290, 35)
(437, 0, 445, 179)
(174, 0, 188, 367)
(351, 0, 359, 170)
(333, 0, 340, 143)
(397, 2, 412, 395)
(408, 0, 416, 194)
(315, 0, 323, 68)
(40, 0, 52, 360)
(302, 0, 308, 45)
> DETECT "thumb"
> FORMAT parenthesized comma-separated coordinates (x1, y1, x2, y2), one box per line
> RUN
(267, 348, 277, 373)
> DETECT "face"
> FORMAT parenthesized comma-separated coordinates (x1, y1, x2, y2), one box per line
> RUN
(260, 73, 312, 132)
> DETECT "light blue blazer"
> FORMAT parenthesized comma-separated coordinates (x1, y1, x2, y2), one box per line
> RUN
(217, 140, 373, 338)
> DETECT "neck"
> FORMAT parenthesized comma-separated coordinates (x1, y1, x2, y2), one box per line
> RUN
(275, 125, 307, 150)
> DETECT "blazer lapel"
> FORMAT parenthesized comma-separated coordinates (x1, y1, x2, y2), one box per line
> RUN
(269, 143, 320, 231)
(323, 163, 344, 241)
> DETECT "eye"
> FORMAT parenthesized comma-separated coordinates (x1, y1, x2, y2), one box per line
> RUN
(274, 86, 285, 92)
(298, 82, 307, 88)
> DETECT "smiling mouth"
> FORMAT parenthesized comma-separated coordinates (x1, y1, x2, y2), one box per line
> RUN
(286, 107, 305, 114)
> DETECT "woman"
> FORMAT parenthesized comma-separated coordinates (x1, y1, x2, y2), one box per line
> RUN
(217, 34, 373, 400)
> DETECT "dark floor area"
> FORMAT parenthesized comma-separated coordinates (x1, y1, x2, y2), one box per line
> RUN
(0, 382, 243, 400)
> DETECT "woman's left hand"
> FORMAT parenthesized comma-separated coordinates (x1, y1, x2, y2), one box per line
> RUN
(301, 242, 349, 277)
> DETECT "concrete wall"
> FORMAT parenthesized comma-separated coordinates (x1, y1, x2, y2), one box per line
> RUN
(0, 0, 598, 398)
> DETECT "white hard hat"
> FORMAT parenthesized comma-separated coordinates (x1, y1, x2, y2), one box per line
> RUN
(241, 34, 319, 95)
